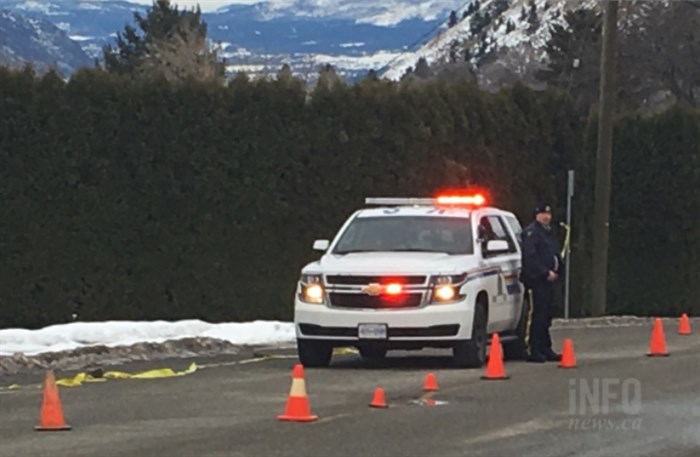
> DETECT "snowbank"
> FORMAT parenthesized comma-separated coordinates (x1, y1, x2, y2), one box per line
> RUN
(0, 320, 296, 356)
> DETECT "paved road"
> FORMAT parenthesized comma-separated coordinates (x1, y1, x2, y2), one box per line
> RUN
(1, 323, 699, 457)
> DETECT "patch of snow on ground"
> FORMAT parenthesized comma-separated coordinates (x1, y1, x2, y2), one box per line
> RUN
(0, 320, 296, 356)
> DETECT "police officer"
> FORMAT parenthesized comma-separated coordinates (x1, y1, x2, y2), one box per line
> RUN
(521, 201, 563, 363)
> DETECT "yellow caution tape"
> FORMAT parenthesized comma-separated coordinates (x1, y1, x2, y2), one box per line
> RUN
(55, 362, 198, 387)
(56, 372, 107, 387)
(560, 222, 571, 259)
(2, 348, 358, 391)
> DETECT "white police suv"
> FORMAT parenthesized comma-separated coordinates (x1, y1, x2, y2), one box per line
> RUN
(294, 193, 529, 368)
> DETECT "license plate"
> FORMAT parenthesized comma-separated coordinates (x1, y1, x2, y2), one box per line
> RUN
(358, 323, 388, 340)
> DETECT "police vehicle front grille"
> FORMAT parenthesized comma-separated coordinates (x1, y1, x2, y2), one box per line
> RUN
(325, 275, 427, 286)
(328, 292, 423, 309)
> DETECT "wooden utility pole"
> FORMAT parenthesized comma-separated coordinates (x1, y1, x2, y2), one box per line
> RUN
(591, 0, 619, 316)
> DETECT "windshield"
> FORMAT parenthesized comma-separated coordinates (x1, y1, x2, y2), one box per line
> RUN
(333, 216, 474, 255)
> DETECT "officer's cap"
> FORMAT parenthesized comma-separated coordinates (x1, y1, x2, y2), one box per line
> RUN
(534, 201, 553, 215)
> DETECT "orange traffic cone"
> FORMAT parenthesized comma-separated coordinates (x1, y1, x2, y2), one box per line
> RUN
(369, 387, 388, 408)
(559, 338, 577, 368)
(423, 372, 439, 392)
(647, 318, 669, 357)
(277, 364, 318, 422)
(481, 333, 509, 380)
(35, 371, 71, 431)
(678, 313, 691, 335)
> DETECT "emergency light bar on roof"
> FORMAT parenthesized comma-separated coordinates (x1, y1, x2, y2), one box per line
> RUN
(365, 194, 487, 207)
(365, 198, 436, 206)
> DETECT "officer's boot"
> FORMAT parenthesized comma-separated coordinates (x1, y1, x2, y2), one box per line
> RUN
(543, 347, 562, 362)
(526, 341, 546, 363)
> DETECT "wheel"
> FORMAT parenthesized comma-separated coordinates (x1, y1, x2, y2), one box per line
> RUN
(503, 295, 530, 361)
(453, 300, 488, 368)
(297, 339, 332, 368)
(358, 345, 388, 360)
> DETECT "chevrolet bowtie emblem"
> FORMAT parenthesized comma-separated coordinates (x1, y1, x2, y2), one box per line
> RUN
(362, 283, 382, 296)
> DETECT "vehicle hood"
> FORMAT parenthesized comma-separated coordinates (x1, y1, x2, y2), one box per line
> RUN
(303, 252, 476, 275)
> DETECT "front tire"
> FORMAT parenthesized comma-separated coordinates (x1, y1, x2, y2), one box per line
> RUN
(453, 301, 488, 368)
(297, 339, 332, 368)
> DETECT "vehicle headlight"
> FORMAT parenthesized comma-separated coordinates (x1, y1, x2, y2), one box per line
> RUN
(429, 274, 467, 304)
(299, 274, 325, 304)
(434, 284, 456, 301)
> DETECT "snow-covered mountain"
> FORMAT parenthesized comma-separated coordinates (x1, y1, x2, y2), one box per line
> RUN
(4, 0, 466, 81)
(0, 9, 93, 77)
(380, 0, 599, 85)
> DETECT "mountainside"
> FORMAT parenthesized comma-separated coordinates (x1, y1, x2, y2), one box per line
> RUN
(4, 0, 693, 91)
(380, 0, 599, 85)
(0, 9, 93, 76)
(4, 0, 463, 81)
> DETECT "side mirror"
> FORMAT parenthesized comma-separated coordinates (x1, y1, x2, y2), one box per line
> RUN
(485, 239, 509, 254)
(313, 239, 330, 251)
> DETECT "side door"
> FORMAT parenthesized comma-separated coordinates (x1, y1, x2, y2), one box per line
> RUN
(478, 213, 521, 332)
(498, 213, 526, 328)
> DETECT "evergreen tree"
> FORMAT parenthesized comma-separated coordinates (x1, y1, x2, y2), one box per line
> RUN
(414, 57, 432, 79)
(527, 0, 540, 33)
(506, 19, 516, 33)
(470, 11, 484, 35)
(621, 1, 700, 107)
(520, 6, 527, 21)
(449, 10, 459, 28)
(470, 10, 493, 36)
(103, 0, 224, 82)
(536, 8, 602, 115)
(276, 63, 293, 81)
(316, 64, 344, 90)
(475, 34, 489, 61)
(527, 0, 539, 34)
(449, 40, 461, 63)
(399, 66, 414, 83)
(365, 69, 379, 82)
(493, 0, 510, 16)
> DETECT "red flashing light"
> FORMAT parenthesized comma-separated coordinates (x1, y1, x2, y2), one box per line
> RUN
(435, 193, 487, 206)
(384, 283, 403, 295)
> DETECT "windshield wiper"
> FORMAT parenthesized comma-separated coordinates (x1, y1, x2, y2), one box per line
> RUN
(390, 248, 446, 253)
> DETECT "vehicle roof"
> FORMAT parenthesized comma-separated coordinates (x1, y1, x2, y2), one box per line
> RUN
(355, 206, 513, 218)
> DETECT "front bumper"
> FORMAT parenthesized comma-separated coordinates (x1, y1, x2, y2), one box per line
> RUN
(294, 298, 475, 345)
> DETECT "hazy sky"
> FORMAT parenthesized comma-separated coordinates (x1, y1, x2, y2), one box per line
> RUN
(127, 1, 260, 12)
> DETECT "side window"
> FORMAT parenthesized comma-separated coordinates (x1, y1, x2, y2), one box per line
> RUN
(480, 215, 517, 255)
(504, 215, 523, 247)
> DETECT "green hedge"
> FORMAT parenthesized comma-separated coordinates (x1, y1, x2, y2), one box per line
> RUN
(0, 66, 696, 328)
(571, 105, 700, 317)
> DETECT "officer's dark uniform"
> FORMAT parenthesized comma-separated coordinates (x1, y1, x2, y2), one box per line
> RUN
(520, 202, 563, 363)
